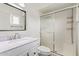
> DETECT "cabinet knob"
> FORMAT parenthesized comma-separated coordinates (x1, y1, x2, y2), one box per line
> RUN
(27, 52, 29, 56)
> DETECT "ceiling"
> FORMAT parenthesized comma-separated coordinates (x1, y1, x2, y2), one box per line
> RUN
(10, 3, 76, 15)
(26, 3, 52, 10)
(27, 3, 76, 14)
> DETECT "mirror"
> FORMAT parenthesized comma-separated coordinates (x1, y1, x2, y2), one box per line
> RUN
(0, 3, 26, 31)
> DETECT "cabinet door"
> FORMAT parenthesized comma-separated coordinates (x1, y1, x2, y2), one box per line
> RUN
(18, 49, 29, 56)
(28, 41, 39, 56)
(0, 44, 29, 56)
(28, 46, 38, 56)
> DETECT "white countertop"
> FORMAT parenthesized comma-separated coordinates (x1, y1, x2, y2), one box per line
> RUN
(0, 37, 39, 53)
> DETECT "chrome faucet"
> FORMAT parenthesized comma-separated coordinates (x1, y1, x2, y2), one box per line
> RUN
(13, 33, 21, 39)
(9, 33, 21, 40)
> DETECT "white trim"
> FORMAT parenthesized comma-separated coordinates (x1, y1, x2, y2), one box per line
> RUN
(75, 4, 79, 56)
(41, 5, 76, 17)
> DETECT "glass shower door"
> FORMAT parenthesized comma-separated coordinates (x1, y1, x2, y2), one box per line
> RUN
(40, 15, 55, 51)
(40, 8, 76, 56)
(54, 8, 75, 56)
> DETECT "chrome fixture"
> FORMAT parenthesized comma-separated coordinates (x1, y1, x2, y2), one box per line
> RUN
(13, 33, 21, 39)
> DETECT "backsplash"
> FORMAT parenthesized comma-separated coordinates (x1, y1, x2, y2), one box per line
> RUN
(0, 35, 10, 42)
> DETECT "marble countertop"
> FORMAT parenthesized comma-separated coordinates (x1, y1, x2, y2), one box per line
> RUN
(0, 37, 39, 53)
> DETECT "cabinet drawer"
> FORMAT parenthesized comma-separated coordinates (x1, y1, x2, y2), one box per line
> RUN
(0, 44, 29, 56)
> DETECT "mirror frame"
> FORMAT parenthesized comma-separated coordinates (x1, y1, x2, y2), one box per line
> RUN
(0, 3, 26, 31)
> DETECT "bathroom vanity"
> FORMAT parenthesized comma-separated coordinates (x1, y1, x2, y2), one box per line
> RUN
(0, 37, 40, 56)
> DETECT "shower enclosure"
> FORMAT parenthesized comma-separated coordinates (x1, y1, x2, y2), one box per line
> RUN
(40, 4, 79, 56)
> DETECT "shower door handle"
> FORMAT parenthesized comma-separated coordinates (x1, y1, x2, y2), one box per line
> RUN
(53, 32, 55, 42)
(53, 32, 55, 52)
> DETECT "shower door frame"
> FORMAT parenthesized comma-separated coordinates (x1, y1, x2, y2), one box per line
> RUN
(41, 4, 79, 56)
(54, 8, 74, 56)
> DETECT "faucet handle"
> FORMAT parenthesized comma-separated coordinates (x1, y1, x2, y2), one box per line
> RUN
(8, 36, 13, 40)
(14, 33, 21, 39)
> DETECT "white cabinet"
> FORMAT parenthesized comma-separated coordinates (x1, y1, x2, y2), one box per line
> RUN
(28, 44, 39, 56)
(0, 40, 39, 56)
(28, 41, 40, 56)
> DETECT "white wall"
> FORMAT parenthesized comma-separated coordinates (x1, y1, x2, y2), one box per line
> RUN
(0, 4, 40, 41)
